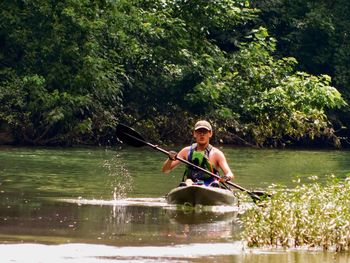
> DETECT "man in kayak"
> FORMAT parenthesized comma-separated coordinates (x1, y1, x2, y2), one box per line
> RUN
(162, 120, 234, 186)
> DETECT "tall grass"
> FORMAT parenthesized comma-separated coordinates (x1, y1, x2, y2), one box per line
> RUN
(241, 176, 350, 251)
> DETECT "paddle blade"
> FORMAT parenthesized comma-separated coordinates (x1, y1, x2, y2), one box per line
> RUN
(116, 124, 147, 147)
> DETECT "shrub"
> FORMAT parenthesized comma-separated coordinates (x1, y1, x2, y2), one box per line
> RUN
(242, 176, 350, 251)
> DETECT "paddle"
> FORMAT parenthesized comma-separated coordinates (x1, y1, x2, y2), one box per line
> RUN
(116, 123, 265, 202)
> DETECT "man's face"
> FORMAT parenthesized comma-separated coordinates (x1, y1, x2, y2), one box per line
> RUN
(193, 128, 212, 145)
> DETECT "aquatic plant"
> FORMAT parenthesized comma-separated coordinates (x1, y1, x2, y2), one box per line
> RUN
(241, 176, 350, 251)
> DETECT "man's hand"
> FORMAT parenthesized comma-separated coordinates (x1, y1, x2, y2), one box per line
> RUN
(220, 172, 233, 182)
(168, 151, 177, 161)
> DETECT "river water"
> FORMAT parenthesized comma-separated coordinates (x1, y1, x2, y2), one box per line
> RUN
(1, 146, 350, 262)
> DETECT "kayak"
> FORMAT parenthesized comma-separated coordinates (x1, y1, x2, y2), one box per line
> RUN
(166, 185, 237, 206)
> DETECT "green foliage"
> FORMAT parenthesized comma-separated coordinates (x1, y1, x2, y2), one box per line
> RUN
(251, 0, 350, 140)
(242, 176, 350, 251)
(119, 0, 258, 117)
(0, 0, 123, 144)
(187, 28, 346, 146)
(0, 0, 347, 146)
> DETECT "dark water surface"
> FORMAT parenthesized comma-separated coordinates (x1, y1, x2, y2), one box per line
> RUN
(1, 146, 350, 262)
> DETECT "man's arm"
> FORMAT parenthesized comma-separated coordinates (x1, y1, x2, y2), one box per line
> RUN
(216, 150, 234, 181)
(161, 147, 188, 173)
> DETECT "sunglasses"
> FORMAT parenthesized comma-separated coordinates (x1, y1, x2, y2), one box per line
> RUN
(195, 129, 210, 134)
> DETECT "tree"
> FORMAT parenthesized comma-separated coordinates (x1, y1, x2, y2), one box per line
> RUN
(0, 0, 346, 147)
(250, 0, 350, 145)
(0, 0, 124, 144)
(186, 28, 346, 146)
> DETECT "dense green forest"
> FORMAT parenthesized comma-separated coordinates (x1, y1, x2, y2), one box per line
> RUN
(0, 0, 348, 147)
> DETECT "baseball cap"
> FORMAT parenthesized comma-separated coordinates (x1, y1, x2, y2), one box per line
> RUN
(194, 120, 212, 131)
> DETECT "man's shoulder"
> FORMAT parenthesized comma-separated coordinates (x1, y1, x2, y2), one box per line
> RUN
(182, 145, 191, 151)
(178, 146, 190, 156)
(210, 146, 225, 156)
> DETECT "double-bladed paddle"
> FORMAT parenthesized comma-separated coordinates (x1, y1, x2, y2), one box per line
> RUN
(116, 123, 266, 202)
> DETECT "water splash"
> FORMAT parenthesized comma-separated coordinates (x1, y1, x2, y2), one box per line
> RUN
(103, 153, 133, 200)
(59, 197, 169, 207)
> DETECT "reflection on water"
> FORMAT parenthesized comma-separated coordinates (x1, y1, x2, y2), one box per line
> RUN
(0, 196, 241, 246)
(1, 147, 350, 262)
(58, 197, 242, 243)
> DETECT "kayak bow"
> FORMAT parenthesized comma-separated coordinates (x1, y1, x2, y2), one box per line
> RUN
(166, 185, 237, 206)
